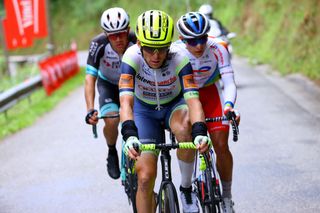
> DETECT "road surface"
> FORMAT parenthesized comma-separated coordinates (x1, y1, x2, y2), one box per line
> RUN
(1, 54, 320, 213)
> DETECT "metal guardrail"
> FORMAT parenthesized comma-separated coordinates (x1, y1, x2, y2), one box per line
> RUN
(0, 75, 43, 115)
(0, 51, 86, 116)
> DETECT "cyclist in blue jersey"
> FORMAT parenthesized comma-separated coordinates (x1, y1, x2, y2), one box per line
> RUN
(119, 10, 211, 213)
(175, 12, 240, 213)
(84, 7, 136, 179)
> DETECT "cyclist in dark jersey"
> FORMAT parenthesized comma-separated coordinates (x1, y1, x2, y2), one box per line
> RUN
(119, 10, 210, 213)
(85, 7, 136, 179)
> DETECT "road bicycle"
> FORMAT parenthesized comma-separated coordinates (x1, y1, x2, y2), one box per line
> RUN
(90, 113, 139, 212)
(193, 111, 239, 213)
(121, 129, 197, 213)
(121, 145, 138, 213)
(120, 111, 239, 213)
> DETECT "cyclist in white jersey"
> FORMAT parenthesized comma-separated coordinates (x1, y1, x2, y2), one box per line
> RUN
(199, 4, 229, 37)
(175, 12, 240, 213)
(119, 10, 211, 213)
(85, 7, 136, 180)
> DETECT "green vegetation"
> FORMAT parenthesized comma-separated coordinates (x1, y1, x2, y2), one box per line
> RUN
(212, 0, 320, 79)
(0, 70, 84, 140)
(2, 0, 318, 79)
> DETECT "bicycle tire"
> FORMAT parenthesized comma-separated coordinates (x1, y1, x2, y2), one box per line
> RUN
(198, 154, 222, 213)
(125, 158, 138, 213)
(158, 183, 179, 213)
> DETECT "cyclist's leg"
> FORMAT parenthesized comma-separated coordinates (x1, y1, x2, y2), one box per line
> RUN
(133, 99, 165, 213)
(97, 78, 121, 178)
(135, 153, 157, 213)
(166, 98, 198, 212)
(210, 131, 232, 196)
(97, 78, 120, 147)
(167, 99, 194, 163)
(200, 84, 233, 199)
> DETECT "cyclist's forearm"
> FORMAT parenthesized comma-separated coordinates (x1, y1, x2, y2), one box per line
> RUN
(186, 98, 205, 124)
(84, 75, 96, 111)
(120, 95, 134, 122)
(221, 74, 237, 107)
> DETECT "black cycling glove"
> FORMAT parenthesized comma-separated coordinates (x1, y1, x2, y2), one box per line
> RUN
(85, 109, 98, 124)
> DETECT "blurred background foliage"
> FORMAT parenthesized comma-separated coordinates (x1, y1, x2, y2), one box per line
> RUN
(1, 0, 319, 80)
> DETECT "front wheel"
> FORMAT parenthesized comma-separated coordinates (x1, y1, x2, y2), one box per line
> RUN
(125, 158, 138, 213)
(198, 154, 222, 213)
(158, 183, 179, 213)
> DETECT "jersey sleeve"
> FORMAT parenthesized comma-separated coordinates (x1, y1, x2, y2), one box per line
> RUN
(119, 46, 139, 97)
(175, 55, 199, 100)
(86, 35, 106, 77)
(214, 42, 237, 107)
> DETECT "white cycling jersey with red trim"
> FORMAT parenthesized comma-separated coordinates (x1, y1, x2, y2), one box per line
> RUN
(172, 37, 237, 106)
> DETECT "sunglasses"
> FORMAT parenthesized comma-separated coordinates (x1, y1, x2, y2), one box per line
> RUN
(142, 46, 169, 55)
(184, 36, 208, 46)
(107, 31, 128, 40)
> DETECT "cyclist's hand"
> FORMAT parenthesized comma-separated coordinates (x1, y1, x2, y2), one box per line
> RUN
(194, 135, 212, 154)
(233, 109, 240, 125)
(85, 109, 98, 125)
(124, 136, 141, 160)
(224, 106, 240, 126)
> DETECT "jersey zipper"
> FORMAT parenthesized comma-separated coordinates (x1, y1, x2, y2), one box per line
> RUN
(153, 70, 162, 111)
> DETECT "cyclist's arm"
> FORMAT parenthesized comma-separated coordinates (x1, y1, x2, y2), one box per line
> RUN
(221, 73, 237, 108)
(178, 62, 205, 123)
(186, 97, 205, 123)
(119, 62, 136, 122)
(216, 19, 229, 36)
(85, 75, 97, 111)
(215, 43, 237, 108)
(85, 38, 105, 111)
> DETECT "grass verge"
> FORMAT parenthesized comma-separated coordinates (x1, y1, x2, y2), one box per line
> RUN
(0, 69, 84, 140)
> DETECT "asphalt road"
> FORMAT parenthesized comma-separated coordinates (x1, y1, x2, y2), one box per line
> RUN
(0, 53, 320, 213)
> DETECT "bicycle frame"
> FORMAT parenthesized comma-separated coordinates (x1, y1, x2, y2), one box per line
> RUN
(192, 147, 222, 213)
(127, 130, 196, 213)
(157, 146, 181, 213)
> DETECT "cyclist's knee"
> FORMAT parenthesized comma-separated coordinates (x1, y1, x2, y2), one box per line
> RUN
(104, 117, 119, 126)
(137, 170, 156, 193)
(171, 120, 192, 141)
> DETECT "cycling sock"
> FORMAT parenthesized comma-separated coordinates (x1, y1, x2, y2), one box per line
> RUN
(108, 144, 117, 153)
(222, 180, 232, 198)
(178, 160, 194, 188)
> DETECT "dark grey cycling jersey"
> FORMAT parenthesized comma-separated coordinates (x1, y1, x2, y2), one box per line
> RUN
(86, 32, 136, 85)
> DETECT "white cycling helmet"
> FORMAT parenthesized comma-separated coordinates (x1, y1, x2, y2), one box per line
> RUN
(199, 4, 213, 17)
(100, 7, 130, 33)
(177, 12, 210, 39)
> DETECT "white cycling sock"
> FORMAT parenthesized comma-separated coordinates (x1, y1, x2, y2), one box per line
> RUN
(222, 180, 232, 198)
(178, 160, 194, 188)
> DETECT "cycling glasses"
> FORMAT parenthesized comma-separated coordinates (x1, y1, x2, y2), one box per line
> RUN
(107, 31, 128, 40)
(184, 36, 208, 46)
(141, 46, 170, 55)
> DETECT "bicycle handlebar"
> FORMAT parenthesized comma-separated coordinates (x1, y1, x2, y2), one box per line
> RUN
(134, 142, 197, 152)
(205, 111, 239, 142)
(92, 113, 120, 139)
